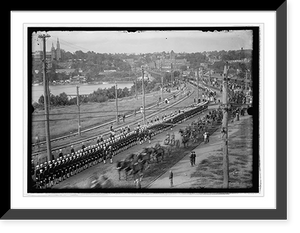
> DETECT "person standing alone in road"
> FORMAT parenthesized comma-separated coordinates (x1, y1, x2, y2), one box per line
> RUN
(169, 170, 173, 188)
(192, 151, 196, 166)
(190, 151, 196, 166)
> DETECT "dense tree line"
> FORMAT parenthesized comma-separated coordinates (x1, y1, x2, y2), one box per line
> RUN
(32, 78, 163, 110)
(59, 50, 132, 72)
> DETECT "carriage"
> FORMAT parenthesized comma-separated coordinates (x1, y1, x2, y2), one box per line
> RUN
(116, 146, 165, 181)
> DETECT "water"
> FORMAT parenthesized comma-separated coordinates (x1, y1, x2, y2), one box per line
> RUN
(32, 82, 134, 102)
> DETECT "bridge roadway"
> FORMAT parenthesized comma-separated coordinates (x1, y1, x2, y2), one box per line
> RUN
(52, 87, 222, 189)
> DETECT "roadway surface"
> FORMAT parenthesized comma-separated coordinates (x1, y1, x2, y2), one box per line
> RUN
(52, 85, 222, 189)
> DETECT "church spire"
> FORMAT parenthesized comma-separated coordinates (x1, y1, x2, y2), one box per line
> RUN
(51, 42, 55, 61)
(56, 38, 61, 61)
(56, 38, 60, 49)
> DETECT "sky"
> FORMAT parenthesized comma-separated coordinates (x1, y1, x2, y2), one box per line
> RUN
(32, 30, 253, 54)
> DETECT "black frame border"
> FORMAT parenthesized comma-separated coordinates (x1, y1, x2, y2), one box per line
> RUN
(4, 1, 287, 219)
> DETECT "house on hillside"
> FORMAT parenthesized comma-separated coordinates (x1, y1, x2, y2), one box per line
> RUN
(70, 75, 86, 84)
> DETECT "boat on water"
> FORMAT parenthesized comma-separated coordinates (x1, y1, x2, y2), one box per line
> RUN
(102, 82, 109, 84)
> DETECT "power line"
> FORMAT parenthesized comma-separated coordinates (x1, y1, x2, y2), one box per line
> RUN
(48, 37, 91, 52)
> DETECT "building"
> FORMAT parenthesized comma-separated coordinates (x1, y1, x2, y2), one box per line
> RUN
(51, 38, 61, 61)
(32, 51, 52, 62)
(32, 38, 62, 62)
(70, 75, 86, 84)
(155, 51, 189, 71)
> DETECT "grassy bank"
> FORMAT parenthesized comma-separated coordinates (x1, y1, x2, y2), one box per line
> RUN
(191, 117, 253, 189)
(32, 89, 168, 141)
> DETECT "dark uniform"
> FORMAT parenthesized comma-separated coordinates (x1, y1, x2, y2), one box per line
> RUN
(169, 170, 173, 187)
(189, 152, 194, 166)
(192, 152, 196, 166)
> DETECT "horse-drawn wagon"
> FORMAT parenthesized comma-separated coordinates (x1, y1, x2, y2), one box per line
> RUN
(116, 145, 165, 181)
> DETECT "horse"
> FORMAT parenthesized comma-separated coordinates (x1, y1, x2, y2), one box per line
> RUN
(153, 147, 165, 162)
(116, 160, 132, 180)
(141, 147, 157, 163)
(89, 174, 113, 188)
(125, 153, 136, 162)
(181, 134, 189, 148)
(131, 161, 144, 176)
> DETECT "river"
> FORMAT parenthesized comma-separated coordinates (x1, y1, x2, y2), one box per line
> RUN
(31, 82, 134, 102)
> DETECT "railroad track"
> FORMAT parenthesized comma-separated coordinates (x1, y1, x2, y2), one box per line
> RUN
(32, 87, 186, 149)
(31, 85, 194, 157)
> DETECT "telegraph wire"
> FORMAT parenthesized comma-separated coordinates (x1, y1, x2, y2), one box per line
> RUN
(48, 37, 91, 53)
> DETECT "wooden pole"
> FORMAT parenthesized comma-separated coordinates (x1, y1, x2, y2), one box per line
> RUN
(76, 86, 81, 136)
(222, 62, 230, 188)
(38, 34, 52, 162)
(197, 68, 200, 103)
(115, 82, 119, 123)
(141, 67, 146, 125)
(161, 75, 164, 101)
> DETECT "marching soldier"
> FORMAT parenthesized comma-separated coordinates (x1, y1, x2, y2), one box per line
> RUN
(58, 149, 63, 158)
(108, 146, 113, 164)
(102, 146, 107, 164)
(70, 145, 75, 154)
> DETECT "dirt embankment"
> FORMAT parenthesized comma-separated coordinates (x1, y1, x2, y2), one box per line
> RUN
(146, 115, 253, 189)
(191, 116, 253, 189)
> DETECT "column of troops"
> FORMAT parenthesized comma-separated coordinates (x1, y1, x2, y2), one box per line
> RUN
(31, 102, 209, 190)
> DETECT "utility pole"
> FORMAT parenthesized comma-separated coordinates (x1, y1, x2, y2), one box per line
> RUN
(115, 81, 119, 123)
(171, 63, 173, 85)
(76, 86, 81, 136)
(245, 69, 249, 91)
(197, 67, 200, 103)
(141, 66, 146, 125)
(222, 62, 230, 188)
(38, 34, 52, 162)
(135, 79, 138, 99)
(161, 75, 164, 101)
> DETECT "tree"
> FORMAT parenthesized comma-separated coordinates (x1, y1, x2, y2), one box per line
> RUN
(74, 50, 86, 60)
(32, 102, 40, 110)
(58, 92, 69, 105)
(38, 95, 44, 105)
(173, 71, 181, 77)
